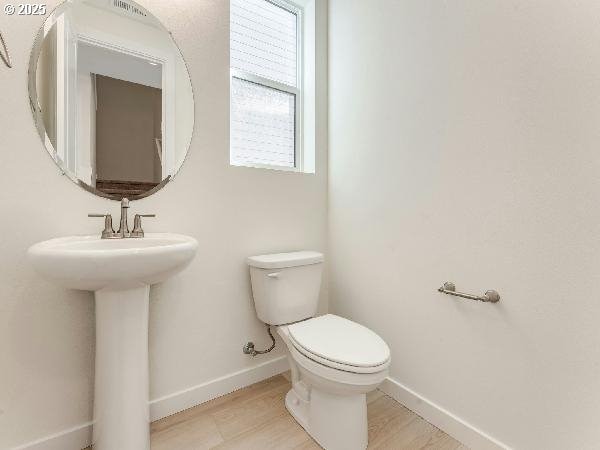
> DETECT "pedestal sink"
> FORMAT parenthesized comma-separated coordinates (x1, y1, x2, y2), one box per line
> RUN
(28, 233, 198, 450)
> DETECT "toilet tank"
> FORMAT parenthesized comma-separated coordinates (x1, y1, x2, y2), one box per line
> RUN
(247, 251, 324, 325)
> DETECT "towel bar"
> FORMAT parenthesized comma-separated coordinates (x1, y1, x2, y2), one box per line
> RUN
(438, 281, 500, 303)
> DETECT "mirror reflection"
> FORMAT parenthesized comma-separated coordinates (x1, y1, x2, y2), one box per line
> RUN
(29, 0, 194, 199)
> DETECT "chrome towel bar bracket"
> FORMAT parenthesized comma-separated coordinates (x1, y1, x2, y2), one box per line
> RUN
(438, 281, 500, 303)
(0, 30, 12, 69)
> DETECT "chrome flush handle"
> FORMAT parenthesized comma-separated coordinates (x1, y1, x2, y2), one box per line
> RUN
(130, 214, 156, 238)
(88, 214, 116, 239)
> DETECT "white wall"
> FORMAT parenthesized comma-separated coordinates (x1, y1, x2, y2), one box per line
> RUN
(0, 0, 328, 448)
(328, 1, 600, 449)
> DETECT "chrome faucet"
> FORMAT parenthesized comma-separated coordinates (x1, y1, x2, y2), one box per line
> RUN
(89, 198, 155, 239)
(117, 198, 130, 238)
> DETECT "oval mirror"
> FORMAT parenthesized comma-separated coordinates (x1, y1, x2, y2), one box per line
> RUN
(28, 0, 194, 200)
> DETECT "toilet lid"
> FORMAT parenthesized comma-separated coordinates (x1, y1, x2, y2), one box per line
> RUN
(287, 314, 390, 369)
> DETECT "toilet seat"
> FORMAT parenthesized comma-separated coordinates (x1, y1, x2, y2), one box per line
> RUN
(286, 314, 390, 374)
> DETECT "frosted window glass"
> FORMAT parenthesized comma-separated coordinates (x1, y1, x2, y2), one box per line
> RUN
(231, 0, 298, 87)
(231, 77, 295, 167)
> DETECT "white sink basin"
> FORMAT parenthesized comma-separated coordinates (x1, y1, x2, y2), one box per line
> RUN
(28, 233, 198, 450)
(28, 233, 198, 291)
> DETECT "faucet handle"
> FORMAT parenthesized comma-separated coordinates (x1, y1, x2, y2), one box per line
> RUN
(88, 214, 116, 239)
(130, 214, 155, 238)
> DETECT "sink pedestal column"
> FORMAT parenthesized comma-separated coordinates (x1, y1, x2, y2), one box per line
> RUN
(93, 285, 150, 450)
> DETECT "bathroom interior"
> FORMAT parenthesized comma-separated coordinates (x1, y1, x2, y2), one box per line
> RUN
(1, 0, 599, 449)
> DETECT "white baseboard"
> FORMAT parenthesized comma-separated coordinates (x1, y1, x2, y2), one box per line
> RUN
(15, 360, 506, 450)
(379, 377, 510, 450)
(149, 355, 289, 421)
(12, 422, 93, 450)
(13, 356, 289, 450)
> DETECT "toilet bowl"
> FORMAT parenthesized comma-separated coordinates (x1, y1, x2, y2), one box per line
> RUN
(278, 314, 390, 450)
(247, 252, 391, 450)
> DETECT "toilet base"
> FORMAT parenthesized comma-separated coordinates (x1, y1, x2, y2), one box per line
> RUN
(285, 387, 368, 450)
(285, 388, 310, 430)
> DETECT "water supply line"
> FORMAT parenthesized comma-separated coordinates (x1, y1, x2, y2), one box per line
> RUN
(243, 324, 275, 356)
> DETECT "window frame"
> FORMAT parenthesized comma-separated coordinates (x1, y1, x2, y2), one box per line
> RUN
(230, 0, 304, 172)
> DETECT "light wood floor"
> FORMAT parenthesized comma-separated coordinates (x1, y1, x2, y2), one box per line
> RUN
(145, 374, 467, 450)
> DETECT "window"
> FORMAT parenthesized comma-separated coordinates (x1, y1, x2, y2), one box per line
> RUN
(230, 0, 302, 170)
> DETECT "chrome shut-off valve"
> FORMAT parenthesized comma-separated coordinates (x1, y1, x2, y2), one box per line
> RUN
(243, 325, 276, 356)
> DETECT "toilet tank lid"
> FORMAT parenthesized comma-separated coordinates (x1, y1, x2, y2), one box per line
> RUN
(247, 251, 324, 269)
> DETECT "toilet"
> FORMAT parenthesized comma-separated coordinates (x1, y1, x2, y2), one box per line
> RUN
(247, 251, 390, 450)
